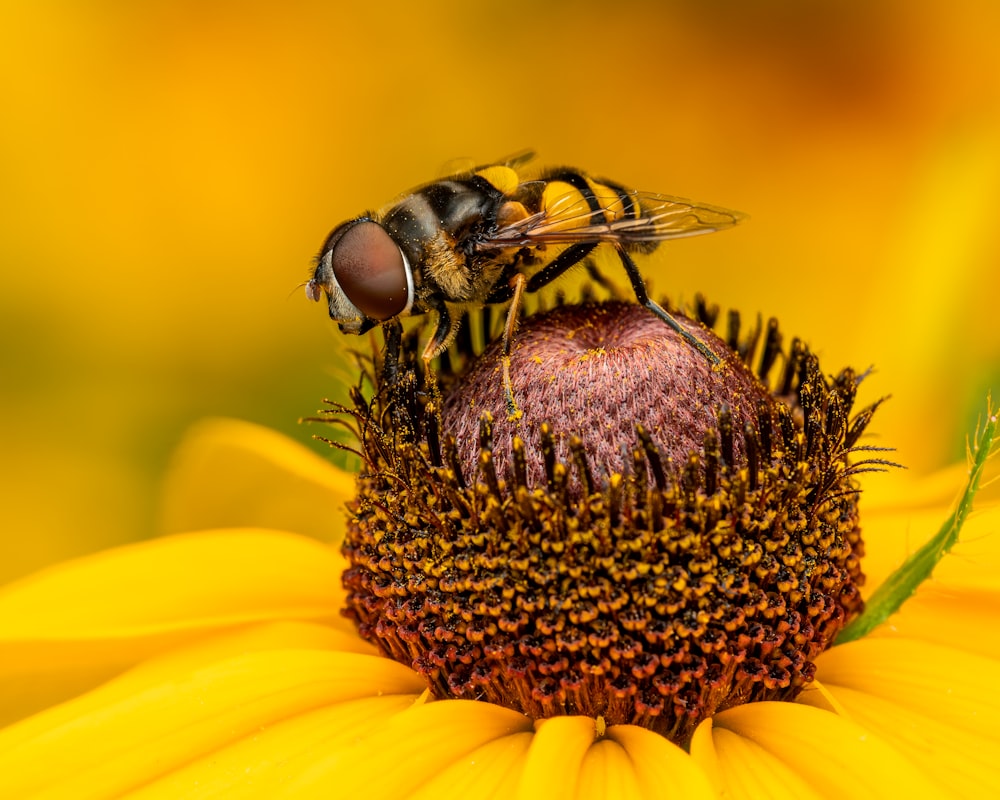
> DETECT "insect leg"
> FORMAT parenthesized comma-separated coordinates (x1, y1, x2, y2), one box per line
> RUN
(421, 304, 456, 413)
(525, 242, 598, 293)
(484, 264, 518, 303)
(422, 301, 461, 362)
(380, 318, 403, 387)
(615, 245, 720, 365)
(501, 272, 527, 420)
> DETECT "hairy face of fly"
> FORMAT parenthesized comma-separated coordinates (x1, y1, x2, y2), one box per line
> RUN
(306, 219, 415, 334)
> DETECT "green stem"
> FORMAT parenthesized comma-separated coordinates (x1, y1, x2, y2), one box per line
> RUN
(836, 398, 997, 644)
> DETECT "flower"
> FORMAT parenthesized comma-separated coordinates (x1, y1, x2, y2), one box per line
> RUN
(342, 301, 875, 744)
(1, 301, 999, 798)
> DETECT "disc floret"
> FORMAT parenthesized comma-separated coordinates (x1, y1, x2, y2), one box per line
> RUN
(331, 300, 887, 744)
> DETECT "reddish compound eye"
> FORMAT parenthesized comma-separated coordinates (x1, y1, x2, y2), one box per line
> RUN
(330, 221, 412, 321)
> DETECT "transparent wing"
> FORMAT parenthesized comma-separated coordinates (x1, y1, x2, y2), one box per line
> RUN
(480, 149, 537, 173)
(437, 149, 537, 181)
(382, 151, 539, 212)
(482, 188, 745, 249)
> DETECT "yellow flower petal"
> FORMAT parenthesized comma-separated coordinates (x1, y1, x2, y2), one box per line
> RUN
(408, 729, 535, 800)
(281, 699, 534, 799)
(134, 695, 417, 798)
(0, 626, 424, 797)
(861, 414, 1000, 591)
(929, 501, 1000, 591)
(863, 499, 1000, 593)
(815, 638, 1000, 741)
(605, 725, 716, 800)
(868, 584, 1000, 661)
(574, 730, 716, 800)
(284, 709, 717, 800)
(693, 702, 949, 798)
(0, 529, 345, 637)
(862, 504, 952, 591)
(158, 417, 354, 541)
(800, 685, 999, 797)
(574, 737, 642, 800)
(855, 503, 1000, 658)
(0, 529, 348, 725)
(518, 716, 598, 800)
(690, 720, 822, 800)
(864, 458, 1000, 514)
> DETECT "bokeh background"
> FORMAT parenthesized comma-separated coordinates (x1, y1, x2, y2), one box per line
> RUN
(2, 0, 998, 584)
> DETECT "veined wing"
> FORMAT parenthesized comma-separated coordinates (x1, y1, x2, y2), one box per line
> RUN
(481, 188, 745, 248)
(434, 149, 537, 182)
(379, 150, 538, 213)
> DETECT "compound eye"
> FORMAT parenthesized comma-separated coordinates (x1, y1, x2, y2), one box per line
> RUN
(330, 222, 412, 321)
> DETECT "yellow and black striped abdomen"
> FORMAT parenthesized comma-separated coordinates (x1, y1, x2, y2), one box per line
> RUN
(534, 170, 659, 255)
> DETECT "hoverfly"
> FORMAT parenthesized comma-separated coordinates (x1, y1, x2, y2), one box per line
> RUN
(307, 152, 744, 413)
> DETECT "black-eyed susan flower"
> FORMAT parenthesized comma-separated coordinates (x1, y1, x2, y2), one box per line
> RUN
(341, 300, 881, 742)
(0, 300, 998, 798)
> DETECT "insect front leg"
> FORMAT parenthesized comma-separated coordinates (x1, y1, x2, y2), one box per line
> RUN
(524, 242, 598, 293)
(615, 245, 720, 366)
(380, 318, 403, 388)
(421, 302, 459, 413)
(501, 273, 527, 421)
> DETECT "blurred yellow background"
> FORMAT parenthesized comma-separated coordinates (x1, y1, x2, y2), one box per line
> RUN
(2, 0, 998, 583)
